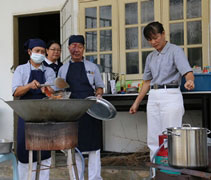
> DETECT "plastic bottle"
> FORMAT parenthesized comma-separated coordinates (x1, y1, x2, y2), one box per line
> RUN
(138, 80, 143, 92)
(120, 74, 126, 93)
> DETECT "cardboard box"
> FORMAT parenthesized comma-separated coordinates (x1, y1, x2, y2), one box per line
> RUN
(181, 74, 211, 92)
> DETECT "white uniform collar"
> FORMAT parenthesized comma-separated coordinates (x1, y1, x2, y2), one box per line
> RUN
(45, 57, 58, 65)
(70, 57, 84, 63)
(28, 61, 44, 71)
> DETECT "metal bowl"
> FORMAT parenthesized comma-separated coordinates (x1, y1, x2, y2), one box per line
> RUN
(0, 139, 13, 154)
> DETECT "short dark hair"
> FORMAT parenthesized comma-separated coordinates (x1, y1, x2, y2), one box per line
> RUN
(46, 40, 61, 49)
(143, 21, 164, 40)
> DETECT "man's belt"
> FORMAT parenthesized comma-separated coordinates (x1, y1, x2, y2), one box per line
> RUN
(150, 84, 179, 89)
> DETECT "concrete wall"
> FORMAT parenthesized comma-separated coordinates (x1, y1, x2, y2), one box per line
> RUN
(0, 0, 66, 141)
(103, 110, 202, 152)
(103, 112, 147, 153)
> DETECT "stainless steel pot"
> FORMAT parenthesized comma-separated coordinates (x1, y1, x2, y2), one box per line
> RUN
(0, 139, 13, 153)
(167, 124, 211, 169)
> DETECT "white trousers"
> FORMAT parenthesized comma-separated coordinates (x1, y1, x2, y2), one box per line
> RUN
(18, 158, 51, 180)
(147, 88, 184, 160)
(73, 149, 103, 180)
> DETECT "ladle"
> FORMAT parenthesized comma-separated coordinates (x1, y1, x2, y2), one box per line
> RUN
(40, 78, 69, 89)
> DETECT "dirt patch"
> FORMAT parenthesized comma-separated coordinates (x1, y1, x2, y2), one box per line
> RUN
(101, 147, 150, 167)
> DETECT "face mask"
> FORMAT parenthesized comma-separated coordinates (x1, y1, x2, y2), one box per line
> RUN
(30, 52, 45, 64)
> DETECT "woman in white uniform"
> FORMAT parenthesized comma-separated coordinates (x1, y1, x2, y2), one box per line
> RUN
(12, 38, 55, 180)
(129, 21, 195, 167)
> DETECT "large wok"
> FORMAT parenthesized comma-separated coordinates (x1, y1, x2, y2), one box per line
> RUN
(5, 99, 96, 122)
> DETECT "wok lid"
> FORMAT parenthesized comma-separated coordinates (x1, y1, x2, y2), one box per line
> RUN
(86, 96, 117, 121)
(5, 99, 96, 122)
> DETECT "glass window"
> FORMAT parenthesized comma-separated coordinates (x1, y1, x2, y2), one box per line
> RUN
(142, 51, 152, 73)
(100, 6, 112, 27)
(187, 0, 201, 18)
(85, 7, 97, 28)
(170, 0, 183, 20)
(188, 48, 202, 67)
(141, 0, 154, 23)
(170, 23, 184, 45)
(126, 52, 139, 74)
(86, 31, 97, 52)
(100, 54, 112, 72)
(141, 27, 151, 48)
(100, 30, 112, 51)
(125, 3, 138, 25)
(86, 55, 97, 64)
(187, 21, 202, 45)
(126, 27, 138, 49)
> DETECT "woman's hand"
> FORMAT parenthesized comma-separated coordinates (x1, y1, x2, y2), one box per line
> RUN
(29, 80, 40, 89)
(184, 79, 194, 90)
(129, 102, 139, 114)
(184, 72, 194, 90)
(41, 86, 54, 97)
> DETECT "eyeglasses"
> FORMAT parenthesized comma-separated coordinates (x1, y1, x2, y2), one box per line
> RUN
(49, 48, 61, 52)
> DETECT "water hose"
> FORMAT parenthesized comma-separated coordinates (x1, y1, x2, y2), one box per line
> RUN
(75, 147, 85, 180)
(149, 139, 168, 179)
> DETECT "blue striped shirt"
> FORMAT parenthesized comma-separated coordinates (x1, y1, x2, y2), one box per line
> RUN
(143, 42, 192, 85)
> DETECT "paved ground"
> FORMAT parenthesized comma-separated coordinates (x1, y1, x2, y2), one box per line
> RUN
(0, 152, 151, 180)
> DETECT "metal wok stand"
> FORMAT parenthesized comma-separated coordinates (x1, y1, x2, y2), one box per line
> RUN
(25, 122, 80, 180)
(27, 149, 79, 180)
(3, 99, 97, 180)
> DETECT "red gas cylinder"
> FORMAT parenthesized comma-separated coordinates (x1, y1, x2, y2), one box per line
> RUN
(157, 134, 168, 157)
(155, 134, 180, 174)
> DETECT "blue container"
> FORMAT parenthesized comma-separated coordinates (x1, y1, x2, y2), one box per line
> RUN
(155, 156, 180, 175)
(180, 73, 211, 92)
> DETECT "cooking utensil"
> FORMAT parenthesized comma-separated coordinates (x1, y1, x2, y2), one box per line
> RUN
(86, 96, 117, 121)
(0, 139, 13, 154)
(4, 99, 96, 122)
(40, 78, 69, 89)
(101, 72, 119, 94)
(166, 124, 211, 169)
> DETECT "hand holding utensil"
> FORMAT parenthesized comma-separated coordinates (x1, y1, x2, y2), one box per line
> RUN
(40, 78, 69, 89)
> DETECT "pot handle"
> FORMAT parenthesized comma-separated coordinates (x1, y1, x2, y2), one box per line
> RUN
(162, 130, 180, 136)
(207, 129, 211, 135)
(182, 124, 191, 127)
(162, 130, 167, 135)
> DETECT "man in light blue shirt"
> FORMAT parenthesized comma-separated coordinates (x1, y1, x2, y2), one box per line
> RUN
(58, 35, 104, 180)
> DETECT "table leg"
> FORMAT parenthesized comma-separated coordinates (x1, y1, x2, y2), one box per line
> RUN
(202, 96, 208, 128)
(208, 96, 211, 138)
(35, 151, 41, 180)
(71, 149, 79, 180)
(67, 149, 74, 180)
(27, 150, 33, 180)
